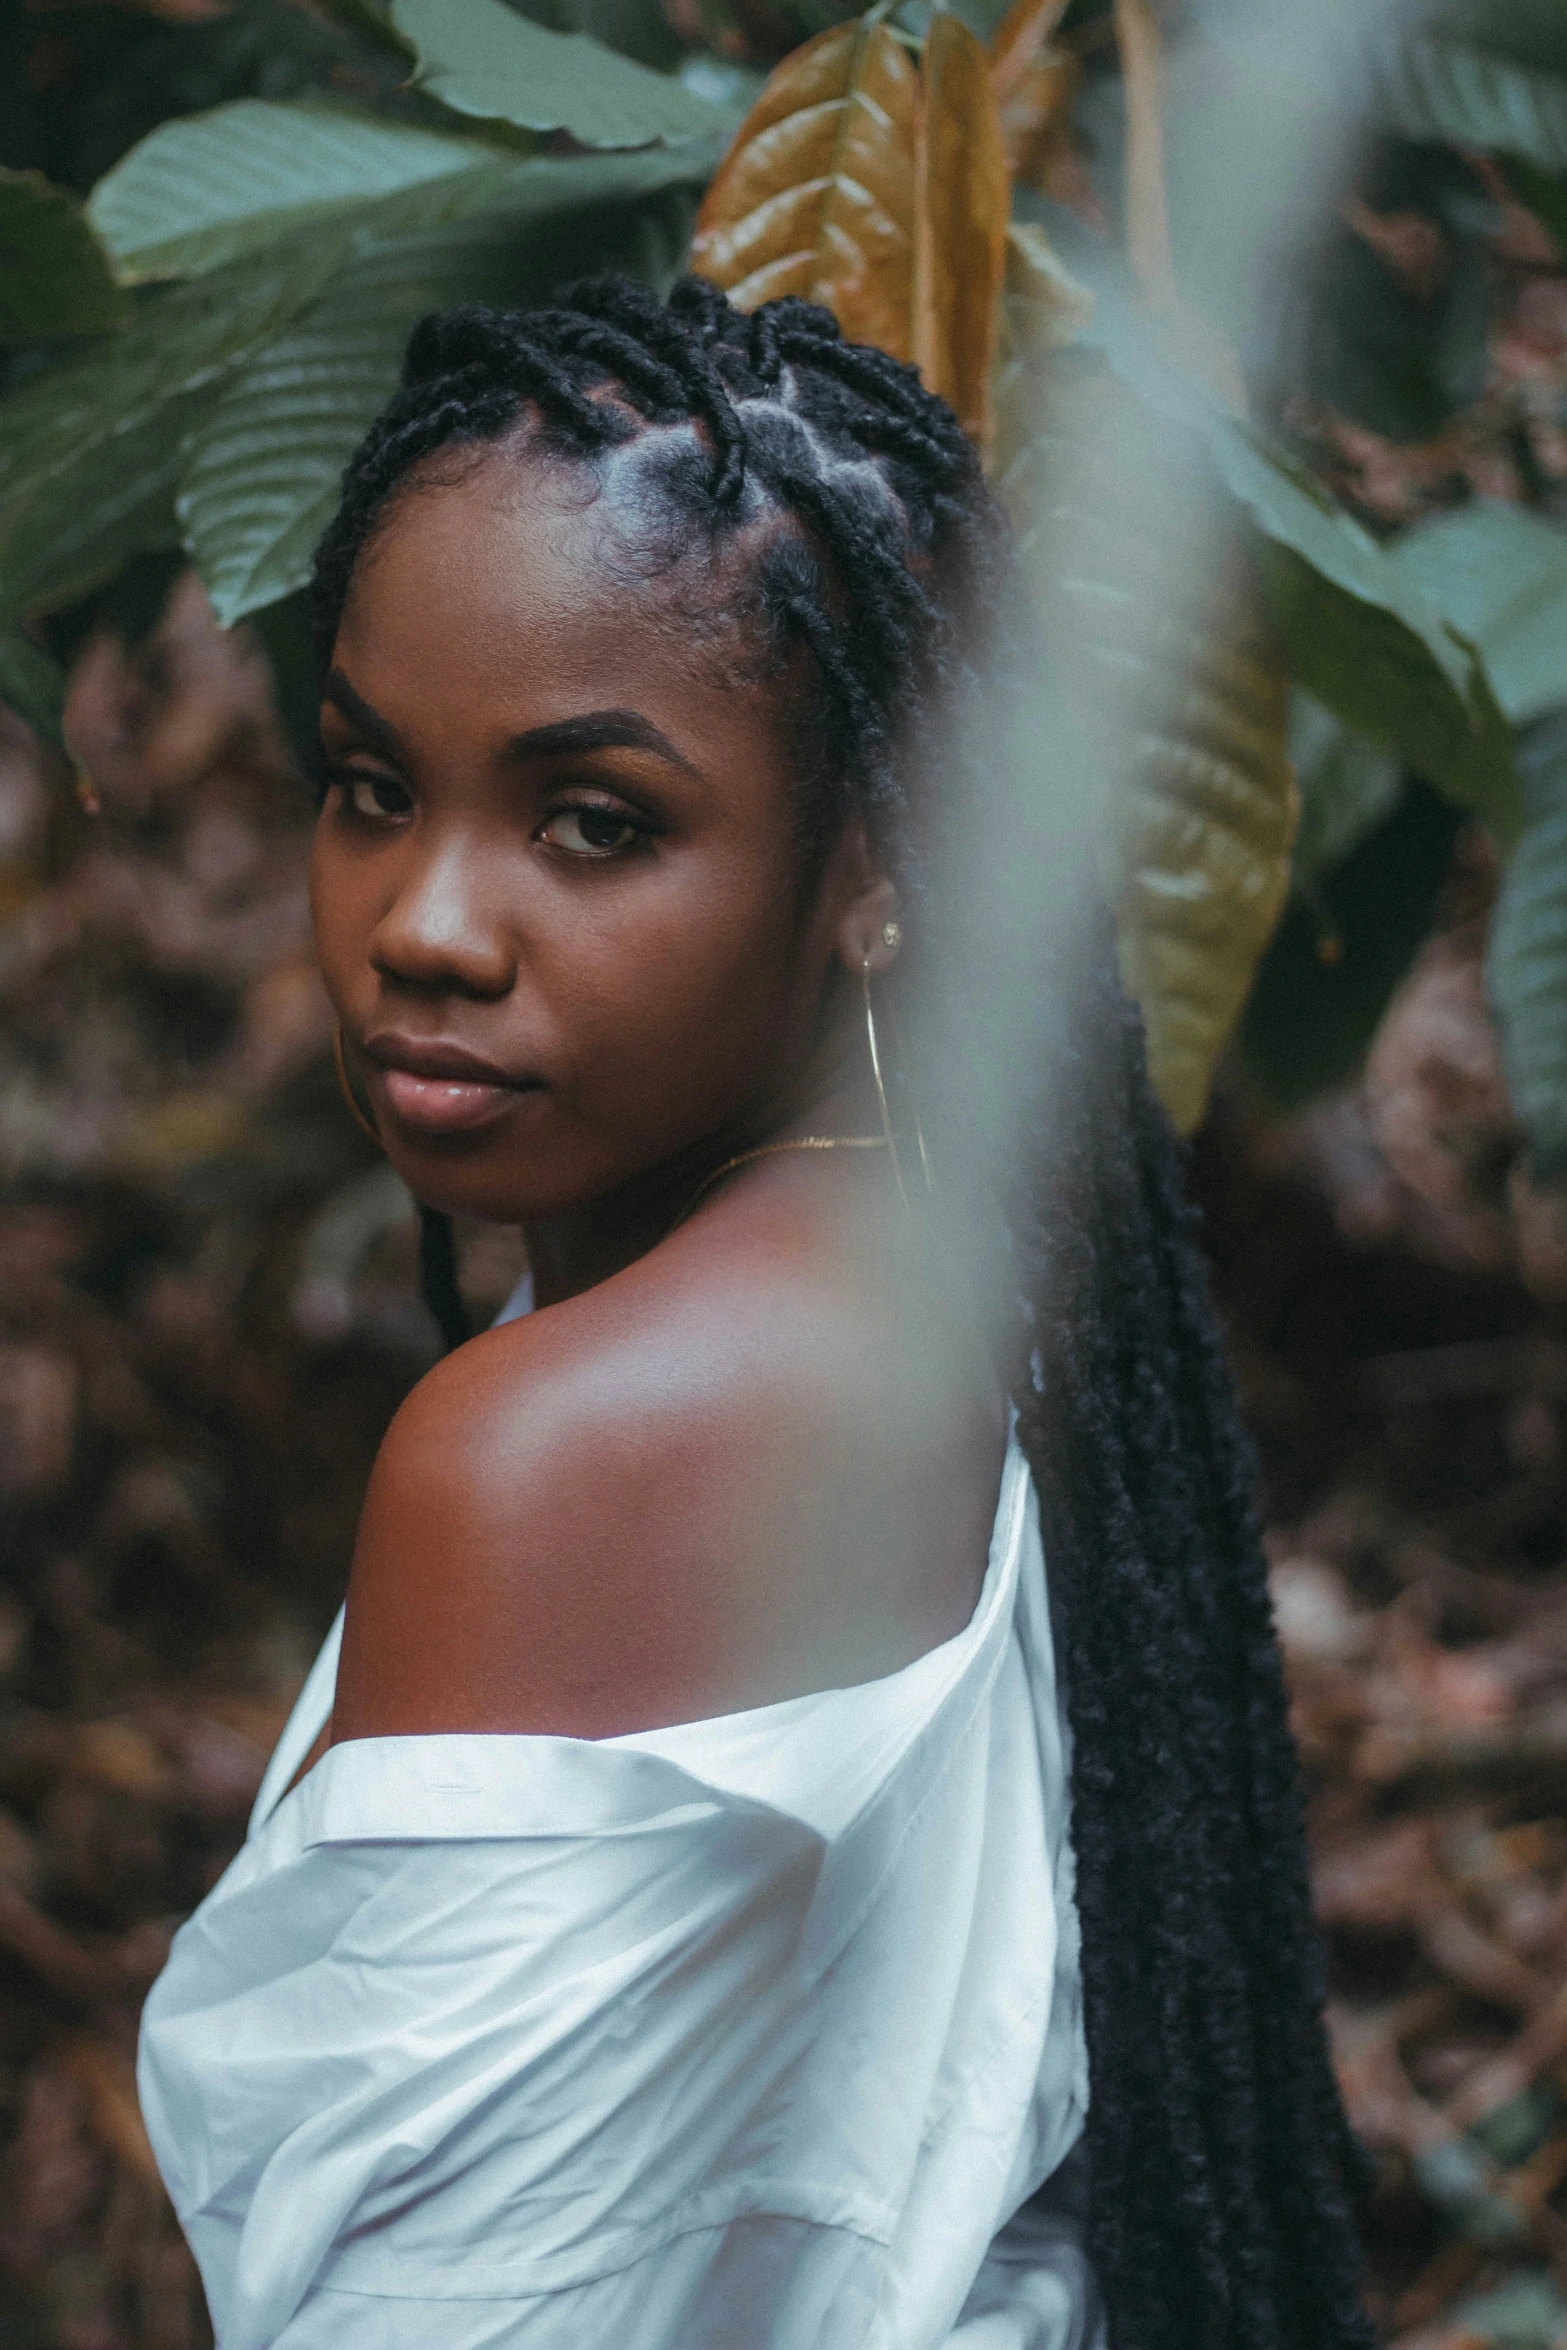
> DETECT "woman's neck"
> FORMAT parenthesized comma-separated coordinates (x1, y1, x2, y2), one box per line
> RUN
(521, 1040, 879, 1310)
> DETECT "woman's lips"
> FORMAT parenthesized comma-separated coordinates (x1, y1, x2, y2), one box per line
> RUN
(376, 1068, 526, 1134)
(362, 1036, 539, 1138)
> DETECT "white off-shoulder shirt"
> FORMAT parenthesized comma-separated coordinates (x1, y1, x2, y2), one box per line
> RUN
(138, 1283, 1100, 2350)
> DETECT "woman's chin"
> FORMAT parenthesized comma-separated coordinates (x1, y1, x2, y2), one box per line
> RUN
(388, 1143, 608, 1229)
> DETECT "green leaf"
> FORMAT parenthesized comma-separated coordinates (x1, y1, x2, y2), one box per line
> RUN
(1209, 427, 1522, 847)
(1387, 500, 1567, 728)
(1052, 260, 1525, 845)
(1368, 21, 1567, 171)
(88, 101, 498, 283)
(1289, 689, 1404, 884)
(1489, 713, 1567, 1177)
(0, 169, 124, 344)
(177, 151, 700, 625)
(0, 623, 66, 743)
(0, 242, 339, 624)
(177, 283, 411, 634)
(393, 0, 723, 148)
(1239, 780, 1461, 1113)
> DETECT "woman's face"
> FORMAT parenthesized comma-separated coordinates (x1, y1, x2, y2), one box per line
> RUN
(310, 444, 879, 1225)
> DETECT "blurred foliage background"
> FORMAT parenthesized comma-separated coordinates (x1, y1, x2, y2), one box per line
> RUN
(11, 0, 1567, 2344)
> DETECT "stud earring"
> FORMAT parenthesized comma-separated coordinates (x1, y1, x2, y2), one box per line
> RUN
(881, 919, 902, 953)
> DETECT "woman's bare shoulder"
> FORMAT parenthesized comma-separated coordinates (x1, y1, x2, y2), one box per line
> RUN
(330, 1231, 998, 1745)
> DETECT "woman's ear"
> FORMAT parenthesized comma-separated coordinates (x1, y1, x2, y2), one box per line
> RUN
(831, 822, 901, 977)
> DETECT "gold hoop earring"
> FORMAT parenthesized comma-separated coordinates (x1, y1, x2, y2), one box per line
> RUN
(883, 988, 935, 1195)
(333, 1023, 383, 1148)
(862, 959, 911, 1211)
(862, 956, 935, 1205)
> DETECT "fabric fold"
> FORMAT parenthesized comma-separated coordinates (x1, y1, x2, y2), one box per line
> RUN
(140, 1431, 1097, 2349)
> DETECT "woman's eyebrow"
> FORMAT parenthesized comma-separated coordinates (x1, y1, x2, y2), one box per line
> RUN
(321, 678, 699, 776)
(322, 670, 408, 763)
(507, 710, 699, 773)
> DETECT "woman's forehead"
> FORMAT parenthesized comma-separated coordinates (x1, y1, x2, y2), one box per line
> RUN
(353, 440, 748, 629)
(339, 442, 785, 710)
(328, 457, 804, 797)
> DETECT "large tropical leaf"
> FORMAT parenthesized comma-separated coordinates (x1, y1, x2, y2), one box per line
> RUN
(1024, 231, 1523, 842)
(1387, 501, 1567, 730)
(691, 14, 1008, 439)
(178, 154, 699, 625)
(393, 0, 723, 149)
(1489, 715, 1567, 1178)
(0, 243, 340, 625)
(177, 258, 424, 634)
(995, 342, 1298, 1133)
(916, 10, 1009, 445)
(1367, 17, 1567, 171)
(0, 170, 124, 343)
(691, 19, 922, 353)
(1215, 424, 1521, 846)
(88, 102, 500, 283)
(1419, 505, 1567, 1181)
(1288, 688, 1405, 886)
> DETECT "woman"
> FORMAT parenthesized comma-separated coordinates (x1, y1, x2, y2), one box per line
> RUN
(138, 275, 1372, 2350)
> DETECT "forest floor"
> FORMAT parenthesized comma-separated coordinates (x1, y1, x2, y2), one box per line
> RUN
(4, 592, 1567, 2348)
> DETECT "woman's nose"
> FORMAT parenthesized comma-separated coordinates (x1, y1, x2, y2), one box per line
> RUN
(368, 837, 515, 999)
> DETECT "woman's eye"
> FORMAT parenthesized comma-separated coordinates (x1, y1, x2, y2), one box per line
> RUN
(540, 805, 643, 858)
(344, 773, 413, 821)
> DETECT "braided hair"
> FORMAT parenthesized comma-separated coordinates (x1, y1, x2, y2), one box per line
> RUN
(310, 273, 1374, 2350)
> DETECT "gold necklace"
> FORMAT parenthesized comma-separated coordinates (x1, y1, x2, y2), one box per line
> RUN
(680, 1135, 889, 1224)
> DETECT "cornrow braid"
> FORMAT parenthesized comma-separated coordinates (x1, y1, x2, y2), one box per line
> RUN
(309, 274, 1373, 2350)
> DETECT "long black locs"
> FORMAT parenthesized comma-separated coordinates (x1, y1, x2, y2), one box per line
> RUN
(311, 273, 1374, 2350)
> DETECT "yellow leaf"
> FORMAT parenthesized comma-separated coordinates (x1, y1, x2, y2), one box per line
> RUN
(690, 20, 921, 361)
(915, 12, 1010, 450)
(995, 338, 1297, 1132)
(692, 14, 1010, 446)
